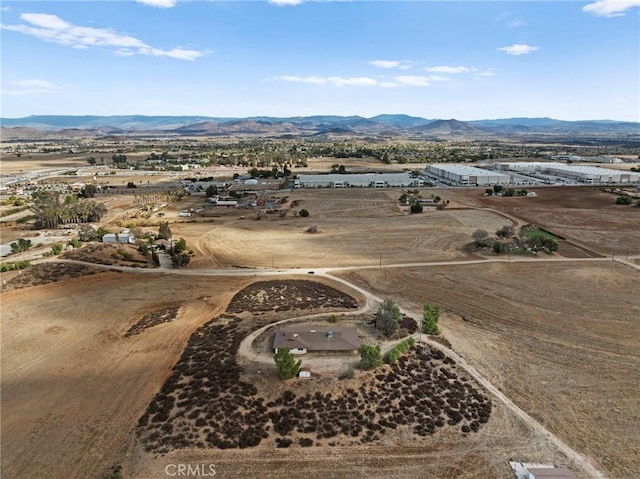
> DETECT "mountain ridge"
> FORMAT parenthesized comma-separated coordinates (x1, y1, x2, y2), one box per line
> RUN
(1, 114, 638, 139)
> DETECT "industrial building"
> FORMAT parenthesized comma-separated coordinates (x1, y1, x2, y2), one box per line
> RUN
(495, 162, 639, 184)
(294, 172, 423, 188)
(427, 164, 512, 186)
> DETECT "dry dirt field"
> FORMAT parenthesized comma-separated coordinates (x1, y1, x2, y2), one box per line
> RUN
(172, 189, 509, 268)
(0, 272, 255, 479)
(2, 163, 638, 479)
(338, 260, 640, 479)
(460, 186, 640, 256)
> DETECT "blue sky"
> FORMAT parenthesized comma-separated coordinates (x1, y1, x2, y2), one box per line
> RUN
(1, 1, 639, 120)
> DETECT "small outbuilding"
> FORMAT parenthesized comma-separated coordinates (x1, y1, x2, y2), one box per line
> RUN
(527, 468, 576, 479)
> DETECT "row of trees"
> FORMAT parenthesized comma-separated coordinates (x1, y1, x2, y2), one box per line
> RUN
(31, 191, 106, 229)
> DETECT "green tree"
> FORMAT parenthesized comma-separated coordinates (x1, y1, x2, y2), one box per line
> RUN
(410, 202, 423, 214)
(174, 238, 187, 253)
(422, 303, 441, 335)
(205, 184, 218, 198)
(10, 238, 32, 253)
(82, 184, 98, 198)
(375, 299, 401, 338)
(615, 195, 633, 205)
(78, 224, 97, 241)
(273, 347, 302, 379)
(126, 181, 137, 189)
(493, 185, 503, 194)
(496, 224, 515, 238)
(485, 188, 493, 196)
(472, 228, 489, 248)
(50, 243, 63, 255)
(358, 344, 382, 370)
(493, 241, 507, 254)
(171, 252, 191, 268)
(299, 209, 310, 217)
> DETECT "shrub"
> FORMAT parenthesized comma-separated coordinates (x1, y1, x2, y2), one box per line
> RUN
(493, 242, 507, 254)
(358, 344, 382, 370)
(10, 238, 32, 254)
(299, 209, 310, 217)
(615, 195, 633, 205)
(384, 337, 415, 364)
(328, 314, 338, 323)
(410, 202, 423, 214)
(50, 243, 63, 255)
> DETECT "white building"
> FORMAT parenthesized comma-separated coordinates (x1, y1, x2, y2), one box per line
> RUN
(295, 172, 423, 189)
(102, 233, 135, 244)
(544, 165, 638, 183)
(427, 164, 512, 186)
(495, 162, 639, 184)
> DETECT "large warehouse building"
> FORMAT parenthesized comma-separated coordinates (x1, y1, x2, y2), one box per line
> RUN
(495, 162, 639, 184)
(427, 164, 512, 186)
(295, 172, 423, 188)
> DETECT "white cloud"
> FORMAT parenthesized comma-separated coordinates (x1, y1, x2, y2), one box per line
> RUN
(2, 79, 65, 95)
(269, 0, 305, 6)
(475, 69, 498, 77)
(427, 65, 472, 74)
(394, 75, 431, 87)
(328, 76, 379, 87)
(279, 75, 385, 87)
(279, 75, 328, 85)
(137, 0, 178, 7)
(583, 0, 640, 17)
(279, 73, 443, 88)
(370, 60, 400, 69)
(370, 59, 413, 70)
(1, 13, 204, 60)
(498, 43, 539, 55)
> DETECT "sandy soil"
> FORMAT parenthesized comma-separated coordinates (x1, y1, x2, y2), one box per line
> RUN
(339, 261, 640, 479)
(0, 272, 254, 479)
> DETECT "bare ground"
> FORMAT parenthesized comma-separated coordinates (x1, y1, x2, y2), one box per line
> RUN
(338, 261, 640, 479)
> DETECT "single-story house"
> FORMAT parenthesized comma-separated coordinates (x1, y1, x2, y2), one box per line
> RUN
(102, 233, 135, 244)
(273, 327, 359, 355)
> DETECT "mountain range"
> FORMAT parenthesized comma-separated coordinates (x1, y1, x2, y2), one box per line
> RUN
(1, 114, 638, 140)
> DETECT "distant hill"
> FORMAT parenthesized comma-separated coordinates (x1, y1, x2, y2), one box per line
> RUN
(369, 114, 433, 128)
(1, 114, 638, 139)
(411, 119, 490, 136)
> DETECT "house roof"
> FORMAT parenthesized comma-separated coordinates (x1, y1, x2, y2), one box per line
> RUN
(527, 468, 576, 478)
(273, 326, 359, 352)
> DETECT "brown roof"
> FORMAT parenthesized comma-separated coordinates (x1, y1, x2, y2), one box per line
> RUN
(527, 468, 576, 479)
(273, 327, 359, 352)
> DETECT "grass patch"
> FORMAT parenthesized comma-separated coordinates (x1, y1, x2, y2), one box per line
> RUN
(521, 226, 560, 241)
